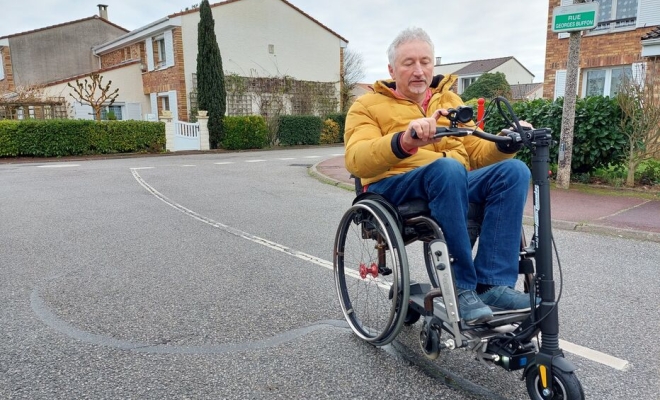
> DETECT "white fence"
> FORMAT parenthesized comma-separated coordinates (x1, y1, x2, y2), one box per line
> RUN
(174, 121, 200, 151)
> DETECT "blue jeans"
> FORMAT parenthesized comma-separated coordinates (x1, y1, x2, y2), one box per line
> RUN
(367, 158, 530, 290)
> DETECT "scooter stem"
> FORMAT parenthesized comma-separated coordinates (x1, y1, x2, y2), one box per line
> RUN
(530, 129, 561, 354)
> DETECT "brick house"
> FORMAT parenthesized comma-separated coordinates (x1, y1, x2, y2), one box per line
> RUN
(433, 56, 538, 98)
(91, 0, 349, 122)
(0, 7, 129, 119)
(3, 0, 347, 123)
(544, 0, 660, 100)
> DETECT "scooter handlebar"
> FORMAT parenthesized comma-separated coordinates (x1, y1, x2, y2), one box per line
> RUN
(410, 127, 519, 144)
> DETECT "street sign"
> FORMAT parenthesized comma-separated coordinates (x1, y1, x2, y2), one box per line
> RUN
(552, 2, 599, 33)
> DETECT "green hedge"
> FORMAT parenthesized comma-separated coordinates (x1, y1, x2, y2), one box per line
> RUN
(482, 96, 626, 174)
(0, 120, 165, 157)
(221, 115, 268, 150)
(278, 115, 323, 146)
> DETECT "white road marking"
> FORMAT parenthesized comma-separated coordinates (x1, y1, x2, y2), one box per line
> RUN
(130, 167, 154, 170)
(36, 164, 80, 168)
(331, 153, 344, 156)
(245, 159, 267, 163)
(303, 156, 321, 159)
(214, 162, 234, 165)
(130, 167, 629, 371)
(559, 339, 630, 371)
(181, 165, 196, 167)
(277, 158, 296, 160)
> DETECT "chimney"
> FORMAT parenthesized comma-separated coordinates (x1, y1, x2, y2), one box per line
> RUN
(97, 4, 108, 20)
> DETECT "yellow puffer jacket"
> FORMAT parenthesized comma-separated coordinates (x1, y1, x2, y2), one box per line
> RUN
(344, 74, 514, 185)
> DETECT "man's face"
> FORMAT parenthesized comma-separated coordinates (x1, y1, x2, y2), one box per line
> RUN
(388, 40, 434, 100)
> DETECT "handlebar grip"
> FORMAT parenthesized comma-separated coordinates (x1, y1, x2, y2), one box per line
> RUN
(410, 127, 448, 139)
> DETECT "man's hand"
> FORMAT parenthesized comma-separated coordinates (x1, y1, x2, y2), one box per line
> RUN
(400, 109, 446, 152)
(496, 120, 534, 154)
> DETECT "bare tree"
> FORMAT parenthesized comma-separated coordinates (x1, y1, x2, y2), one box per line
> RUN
(617, 63, 660, 186)
(340, 48, 365, 113)
(67, 73, 119, 121)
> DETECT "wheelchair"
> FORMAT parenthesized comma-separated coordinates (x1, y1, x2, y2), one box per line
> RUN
(332, 98, 585, 400)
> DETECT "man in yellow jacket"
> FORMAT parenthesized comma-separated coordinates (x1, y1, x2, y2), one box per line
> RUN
(344, 27, 533, 323)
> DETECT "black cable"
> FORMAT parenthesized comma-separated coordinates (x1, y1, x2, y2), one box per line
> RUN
(489, 233, 564, 348)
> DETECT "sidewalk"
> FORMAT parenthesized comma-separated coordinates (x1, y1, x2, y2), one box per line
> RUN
(312, 156, 660, 243)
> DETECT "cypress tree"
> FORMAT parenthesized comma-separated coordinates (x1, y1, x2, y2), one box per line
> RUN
(196, 0, 226, 149)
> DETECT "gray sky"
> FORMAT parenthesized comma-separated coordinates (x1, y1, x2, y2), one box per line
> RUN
(0, 0, 550, 83)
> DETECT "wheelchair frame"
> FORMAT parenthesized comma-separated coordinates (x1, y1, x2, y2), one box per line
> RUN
(333, 120, 585, 399)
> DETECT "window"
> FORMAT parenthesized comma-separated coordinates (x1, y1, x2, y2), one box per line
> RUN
(0, 50, 4, 80)
(594, 0, 638, 31)
(101, 105, 123, 120)
(460, 76, 478, 94)
(161, 96, 170, 112)
(155, 37, 166, 67)
(583, 66, 632, 97)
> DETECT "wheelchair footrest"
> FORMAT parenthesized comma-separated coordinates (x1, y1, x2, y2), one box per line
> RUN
(485, 311, 530, 327)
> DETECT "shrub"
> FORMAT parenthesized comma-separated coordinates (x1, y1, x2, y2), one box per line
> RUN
(636, 159, 660, 185)
(482, 97, 625, 174)
(0, 120, 164, 157)
(324, 113, 346, 141)
(320, 119, 340, 144)
(278, 115, 322, 146)
(221, 115, 268, 150)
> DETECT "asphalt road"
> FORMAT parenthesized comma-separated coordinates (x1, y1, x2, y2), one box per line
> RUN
(1, 146, 658, 399)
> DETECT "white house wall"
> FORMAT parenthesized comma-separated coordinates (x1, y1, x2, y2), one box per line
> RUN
(180, 0, 343, 103)
(43, 63, 150, 119)
(491, 59, 534, 85)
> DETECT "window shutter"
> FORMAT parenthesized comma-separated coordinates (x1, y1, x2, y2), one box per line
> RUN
(145, 38, 154, 71)
(164, 30, 175, 68)
(636, 0, 660, 28)
(73, 102, 94, 120)
(554, 70, 567, 100)
(168, 90, 178, 121)
(150, 93, 158, 119)
(125, 103, 142, 120)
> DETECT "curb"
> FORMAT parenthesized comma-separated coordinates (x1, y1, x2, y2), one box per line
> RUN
(311, 160, 660, 244)
(308, 163, 354, 192)
(522, 216, 660, 243)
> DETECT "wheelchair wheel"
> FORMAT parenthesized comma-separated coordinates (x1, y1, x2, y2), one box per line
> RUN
(334, 199, 410, 346)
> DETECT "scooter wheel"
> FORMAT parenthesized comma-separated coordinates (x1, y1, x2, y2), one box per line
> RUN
(419, 327, 440, 360)
(525, 365, 584, 400)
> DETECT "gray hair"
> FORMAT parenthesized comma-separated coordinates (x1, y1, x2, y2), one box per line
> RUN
(387, 27, 435, 66)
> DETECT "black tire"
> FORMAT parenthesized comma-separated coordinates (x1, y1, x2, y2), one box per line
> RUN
(403, 307, 421, 326)
(334, 199, 410, 346)
(525, 365, 585, 400)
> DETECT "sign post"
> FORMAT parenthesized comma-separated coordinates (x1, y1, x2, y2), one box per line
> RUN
(552, 1, 598, 189)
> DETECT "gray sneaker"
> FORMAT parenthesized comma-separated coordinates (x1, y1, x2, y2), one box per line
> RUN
(478, 286, 537, 313)
(457, 289, 493, 323)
